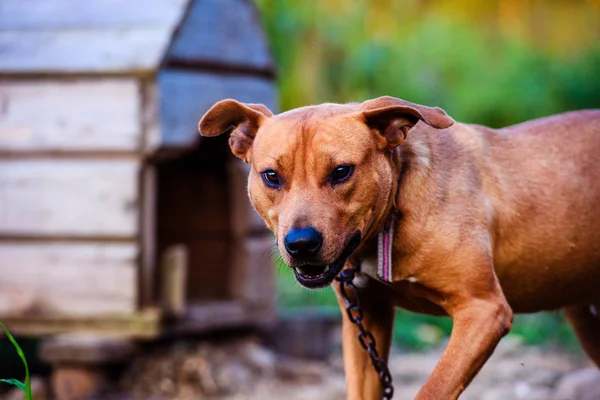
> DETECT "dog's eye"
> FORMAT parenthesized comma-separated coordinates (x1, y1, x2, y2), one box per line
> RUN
(330, 165, 354, 184)
(261, 170, 280, 188)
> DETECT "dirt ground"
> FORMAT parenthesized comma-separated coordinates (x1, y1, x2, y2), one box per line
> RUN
(120, 335, 600, 400)
(3, 333, 598, 400)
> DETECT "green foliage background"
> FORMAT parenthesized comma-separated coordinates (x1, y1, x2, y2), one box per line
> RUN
(257, 0, 600, 351)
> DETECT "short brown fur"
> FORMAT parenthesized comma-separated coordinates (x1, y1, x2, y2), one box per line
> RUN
(199, 96, 600, 399)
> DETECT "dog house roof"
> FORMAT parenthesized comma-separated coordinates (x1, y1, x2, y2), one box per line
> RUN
(0, 0, 274, 75)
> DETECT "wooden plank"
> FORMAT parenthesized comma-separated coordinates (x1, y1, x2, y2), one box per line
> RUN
(0, 80, 141, 152)
(139, 165, 156, 307)
(165, 300, 274, 335)
(167, 301, 245, 334)
(141, 80, 161, 154)
(0, 0, 189, 30)
(0, 29, 171, 73)
(158, 70, 277, 148)
(40, 334, 138, 364)
(0, 242, 138, 317)
(0, 309, 160, 338)
(167, 0, 273, 71)
(0, 159, 140, 237)
(159, 244, 188, 317)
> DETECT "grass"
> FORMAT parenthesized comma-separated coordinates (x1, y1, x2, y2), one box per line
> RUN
(0, 322, 32, 400)
(276, 267, 580, 352)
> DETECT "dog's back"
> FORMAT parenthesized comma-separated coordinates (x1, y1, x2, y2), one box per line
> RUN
(473, 110, 600, 311)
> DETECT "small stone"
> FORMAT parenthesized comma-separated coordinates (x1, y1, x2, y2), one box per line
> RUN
(215, 362, 252, 392)
(240, 340, 276, 371)
(514, 381, 531, 398)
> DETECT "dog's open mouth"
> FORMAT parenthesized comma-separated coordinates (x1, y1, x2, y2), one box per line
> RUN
(293, 232, 361, 289)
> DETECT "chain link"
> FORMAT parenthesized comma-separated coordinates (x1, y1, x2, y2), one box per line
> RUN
(336, 268, 394, 400)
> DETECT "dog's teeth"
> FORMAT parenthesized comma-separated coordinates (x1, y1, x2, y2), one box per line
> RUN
(297, 267, 306, 275)
(323, 265, 329, 273)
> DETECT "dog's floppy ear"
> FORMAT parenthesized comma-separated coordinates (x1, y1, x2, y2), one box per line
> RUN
(199, 99, 273, 162)
(360, 96, 454, 149)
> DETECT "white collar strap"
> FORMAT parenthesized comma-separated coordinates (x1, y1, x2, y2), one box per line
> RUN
(377, 212, 396, 283)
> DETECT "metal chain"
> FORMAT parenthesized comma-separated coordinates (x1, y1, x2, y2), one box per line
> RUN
(336, 268, 394, 400)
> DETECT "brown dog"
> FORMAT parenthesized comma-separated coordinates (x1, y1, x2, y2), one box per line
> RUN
(199, 96, 600, 399)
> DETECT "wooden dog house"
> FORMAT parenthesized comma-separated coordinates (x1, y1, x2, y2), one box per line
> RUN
(0, 0, 277, 338)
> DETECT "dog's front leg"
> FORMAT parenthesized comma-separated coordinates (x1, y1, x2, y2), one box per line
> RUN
(334, 279, 395, 400)
(416, 274, 513, 400)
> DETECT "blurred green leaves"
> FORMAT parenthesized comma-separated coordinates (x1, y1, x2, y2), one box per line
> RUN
(257, 0, 600, 127)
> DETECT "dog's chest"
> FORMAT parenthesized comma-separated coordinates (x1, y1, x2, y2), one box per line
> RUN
(358, 258, 445, 315)
(359, 255, 417, 286)
(358, 256, 379, 284)
(358, 232, 419, 285)
(358, 244, 446, 315)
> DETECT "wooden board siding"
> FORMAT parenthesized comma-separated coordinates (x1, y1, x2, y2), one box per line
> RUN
(0, 0, 189, 30)
(166, 0, 273, 72)
(0, 243, 137, 316)
(140, 165, 157, 307)
(0, 159, 139, 237)
(0, 80, 141, 152)
(158, 70, 277, 148)
(141, 80, 162, 154)
(0, 309, 160, 338)
(166, 300, 274, 335)
(0, 29, 172, 74)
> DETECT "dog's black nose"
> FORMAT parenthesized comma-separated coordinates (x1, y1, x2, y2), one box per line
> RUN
(284, 227, 323, 259)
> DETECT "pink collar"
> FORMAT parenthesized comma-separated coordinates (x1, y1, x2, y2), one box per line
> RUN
(377, 213, 396, 283)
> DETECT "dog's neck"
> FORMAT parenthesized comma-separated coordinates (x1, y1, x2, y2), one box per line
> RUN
(356, 125, 440, 283)
(396, 124, 449, 225)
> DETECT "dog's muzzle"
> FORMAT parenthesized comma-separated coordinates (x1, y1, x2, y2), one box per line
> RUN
(293, 231, 361, 289)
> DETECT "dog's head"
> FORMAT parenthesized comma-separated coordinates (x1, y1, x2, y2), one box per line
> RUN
(199, 96, 453, 288)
